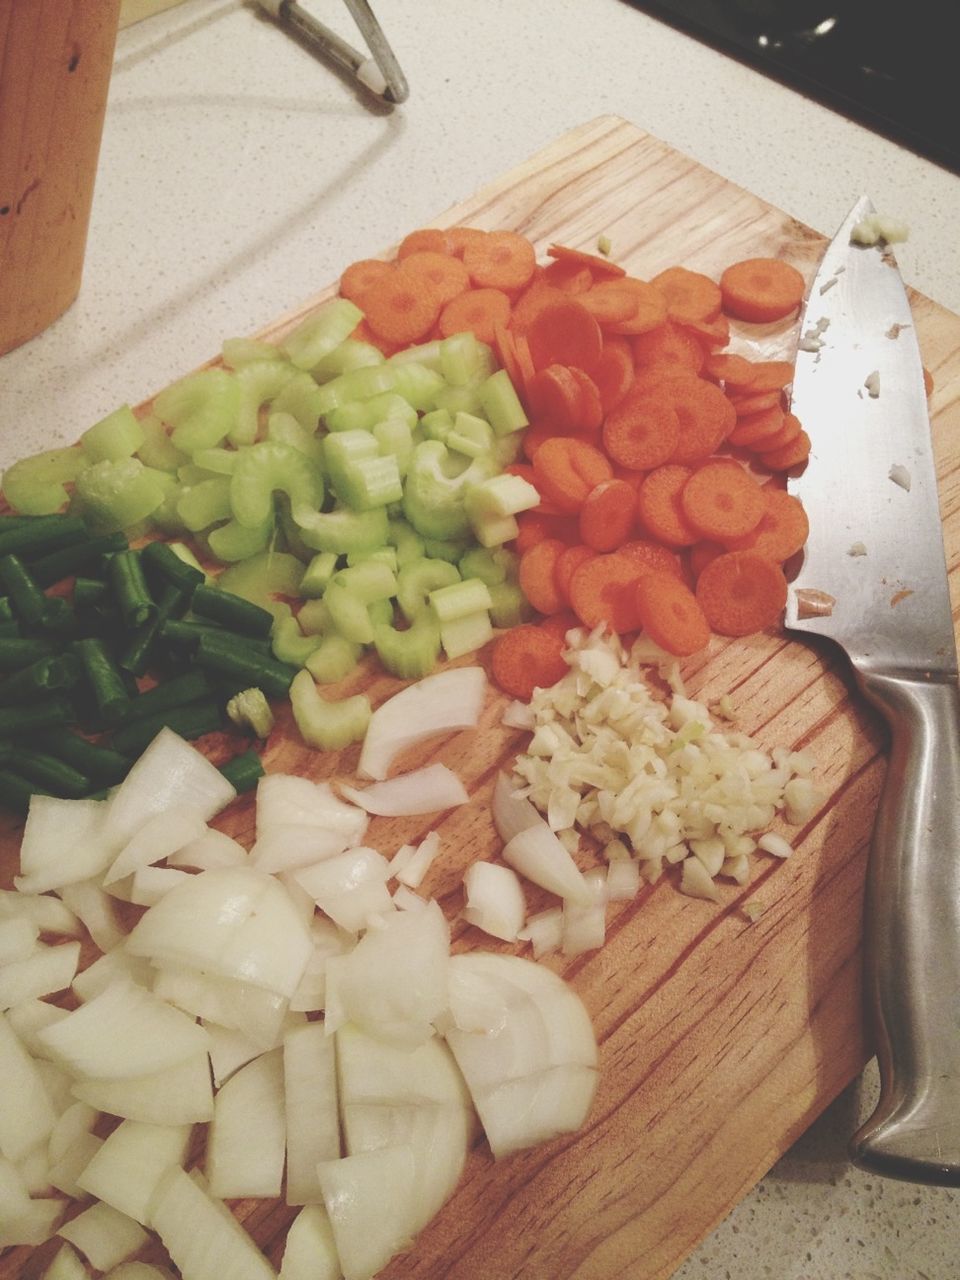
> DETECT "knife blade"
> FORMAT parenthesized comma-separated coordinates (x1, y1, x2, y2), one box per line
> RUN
(788, 195, 960, 1186)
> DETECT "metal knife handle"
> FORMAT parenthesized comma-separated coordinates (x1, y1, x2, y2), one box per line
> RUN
(849, 669, 960, 1185)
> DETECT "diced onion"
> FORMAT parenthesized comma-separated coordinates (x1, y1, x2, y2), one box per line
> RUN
(358, 666, 487, 780)
(463, 862, 526, 943)
(340, 764, 468, 816)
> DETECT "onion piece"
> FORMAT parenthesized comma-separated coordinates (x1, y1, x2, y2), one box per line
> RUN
(147, 1165, 277, 1280)
(15, 797, 114, 895)
(57, 1200, 150, 1273)
(206, 1048, 285, 1200)
(0, 889, 80, 937)
(282, 1022, 340, 1206)
(501, 824, 592, 906)
(57, 882, 125, 954)
(340, 763, 468, 817)
(358, 666, 487, 781)
(77, 1120, 192, 1226)
(491, 771, 542, 844)
(166, 829, 248, 871)
(255, 775, 369, 844)
(293, 848, 394, 935)
(316, 1146, 418, 1280)
(103, 809, 210, 887)
(463, 863, 526, 943)
(395, 832, 440, 890)
(279, 1204, 341, 1280)
(516, 907, 563, 959)
(0, 941, 81, 1010)
(72, 1053, 214, 1126)
(0, 914, 39, 962)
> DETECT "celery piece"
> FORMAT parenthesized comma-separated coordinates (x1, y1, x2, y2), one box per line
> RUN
(422, 535, 471, 562)
(207, 515, 274, 563)
(296, 598, 330, 634)
(272, 615, 322, 666)
(368, 393, 418, 430)
(149, 486, 190, 536)
(299, 551, 338, 599)
(429, 576, 493, 623)
(432, 383, 482, 417)
(368, 597, 394, 627)
(73, 459, 168, 534)
(189, 447, 237, 476)
(479, 368, 529, 435)
(217, 550, 305, 608)
(387, 518, 425, 567)
(177, 477, 233, 532)
(440, 332, 494, 387)
(402, 440, 497, 542)
(222, 335, 283, 368)
(271, 370, 327, 431)
(421, 410, 453, 444)
(289, 669, 370, 750)
(324, 401, 371, 434)
(447, 412, 494, 459)
(305, 632, 361, 683)
(1, 445, 88, 516)
(266, 412, 325, 466)
(337, 455, 404, 512)
(81, 404, 145, 463)
(293, 505, 389, 556)
(470, 509, 520, 549)
(312, 338, 384, 382)
(281, 298, 364, 371)
(156, 367, 241, 453)
(230, 360, 298, 447)
(323, 581, 375, 645)
(372, 418, 414, 478)
(225, 687, 275, 737)
(488, 579, 534, 628)
(466, 473, 540, 519)
(441, 608, 494, 660)
(176, 463, 217, 487)
(493, 432, 522, 468)
(346, 545, 397, 573)
(333, 561, 397, 604)
(458, 546, 508, 587)
(373, 610, 441, 680)
(389, 338, 443, 372)
(317, 364, 399, 419)
(323, 428, 379, 477)
(391, 361, 445, 412)
(396, 557, 460, 623)
(136, 413, 187, 474)
(230, 441, 325, 529)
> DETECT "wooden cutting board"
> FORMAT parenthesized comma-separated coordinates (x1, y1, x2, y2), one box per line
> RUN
(4, 115, 960, 1280)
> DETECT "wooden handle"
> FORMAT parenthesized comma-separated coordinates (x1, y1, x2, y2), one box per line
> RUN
(0, 0, 122, 355)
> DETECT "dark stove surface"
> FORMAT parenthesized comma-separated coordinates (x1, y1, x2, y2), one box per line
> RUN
(629, 1, 957, 175)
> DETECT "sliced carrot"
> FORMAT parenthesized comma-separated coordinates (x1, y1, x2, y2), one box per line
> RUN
(349, 318, 401, 357)
(728, 388, 783, 417)
(339, 258, 393, 307)
(734, 359, 795, 393)
(578, 280, 643, 325)
(526, 298, 603, 373)
(493, 322, 523, 391)
(695, 549, 788, 636)
(514, 330, 536, 391)
(602, 279, 669, 336)
(688, 540, 725, 579)
(725, 488, 809, 561)
(400, 251, 470, 305)
(513, 510, 579, 554)
(546, 243, 626, 279)
(568, 552, 643, 634)
(490, 624, 569, 701)
(591, 338, 635, 414)
(602, 383, 680, 471)
(446, 226, 489, 259)
(719, 257, 806, 323)
(521, 417, 564, 462)
(651, 265, 722, 323)
(661, 376, 737, 464)
(677, 313, 730, 349)
(612, 466, 648, 492)
(437, 287, 512, 344)
(569, 368, 603, 434)
(463, 230, 537, 292)
(617, 538, 685, 579)
(509, 281, 568, 334)
(635, 571, 711, 656)
(750, 410, 801, 454)
(541, 259, 594, 294)
(636, 464, 701, 547)
(362, 266, 441, 345)
(758, 429, 812, 472)
(726, 404, 786, 448)
(554, 544, 596, 606)
(527, 364, 585, 432)
(680, 460, 766, 542)
(539, 610, 581, 640)
(532, 437, 614, 513)
(703, 352, 757, 385)
(518, 538, 567, 615)
(578, 479, 637, 552)
(632, 320, 705, 379)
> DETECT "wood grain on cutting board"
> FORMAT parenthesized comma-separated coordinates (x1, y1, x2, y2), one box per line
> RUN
(3, 116, 960, 1280)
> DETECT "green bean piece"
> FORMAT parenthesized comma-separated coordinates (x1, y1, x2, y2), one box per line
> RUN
(119, 582, 189, 677)
(0, 621, 21, 639)
(0, 768, 47, 814)
(159, 617, 273, 655)
(0, 554, 48, 626)
(109, 700, 223, 757)
(117, 670, 212, 724)
(218, 749, 264, 794)
(140, 539, 205, 597)
(194, 630, 298, 700)
(0, 698, 75, 736)
(190, 584, 274, 639)
(14, 749, 91, 799)
(26, 729, 131, 786)
(73, 638, 131, 726)
(39, 595, 80, 639)
(108, 550, 156, 630)
(0, 654, 79, 706)
(29, 532, 129, 589)
(0, 637, 59, 672)
(73, 577, 109, 608)
(0, 515, 87, 561)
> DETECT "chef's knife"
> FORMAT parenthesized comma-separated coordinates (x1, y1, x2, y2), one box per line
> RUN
(787, 195, 960, 1186)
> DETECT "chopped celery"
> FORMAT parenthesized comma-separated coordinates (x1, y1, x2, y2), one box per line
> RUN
(372, 418, 414, 477)
(266, 412, 325, 466)
(389, 338, 443, 372)
(222, 336, 283, 368)
(280, 298, 364, 371)
(488, 579, 533, 628)
(402, 441, 497, 541)
(1, 445, 88, 516)
(421, 409, 453, 443)
(191, 447, 237, 475)
(390, 361, 445, 411)
(177, 477, 233, 532)
(271, 370, 328, 430)
(305, 632, 362, 683)
(217, 550, 304, 609)
(206, 515, 274, 563)
(323, 428, 379, 478)
(422, 534, 471, 562)
(323, 581, 376, 645)
(230, 441, 325, 528)
(429, 576, 493, 622)
(440, 608, 493, 659)
(338, 455, 404, 511)
(470, 509, 520, 548)
(81, 405, 145, 462)
(155, 367, 241, 453)
(271, 615, 321, 666)
(479, 368, 529, 435)
(597, 234, 613, 256)
(396, 557, 460, 623)
(317, 364, 399, 417)
(297, 598, 330, 634)
(493, 432, 523, 467)
(324, 401, 373, 434)
(299, 551, 338, 598)
(231, 360, 298, 447)
(373, 610, 441, 680)
(293, 505, 389, 555)
(73, 459, 168, 533)
(346, 545, 398, 573)
(226, 687, 275, 737)
(168, 541, 208, 578)
(327, 391, 417, 433)
(440, 333, 494, 386)
(333, 561, 397, 603)
(177, 462, 217, 487)
(458, 546, 508, 586)
(466, 472, 540, 519)
(312, 338, 384, 382)
(368, 597, 394, 627)
(387, 518, 425, 566)
(136, 414, 187, 474)
(447, 411, 494, 459)
(432, 383, 482, 417)
(289, 669, 370, 750)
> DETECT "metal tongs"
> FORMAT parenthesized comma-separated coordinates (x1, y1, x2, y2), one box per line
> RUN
(256, 0, 408, 103)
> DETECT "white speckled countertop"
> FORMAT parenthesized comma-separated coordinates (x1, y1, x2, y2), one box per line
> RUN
(1, 2, 958, 1274)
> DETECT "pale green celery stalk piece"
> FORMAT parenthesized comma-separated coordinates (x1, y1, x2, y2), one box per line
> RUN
(73, 458, 168, 533)
(296, 598, 330, 634)
(488, 579, 533, 628)
(492, 432, 523, 467)
(207, 514, 275, 563)
(389, 338, 443, 371)
(323, 581, 375, 645)
(365, 393, 417, 430)
(322, 429, 379, 479)
(266, 412, 325, 466)
(305, 632, 361, 683)
(429, 576, 493, 623)
(458, 547, 508, 587)
(469, 509, 519, 548)
(311, 338, 384, 383)
(440, 332, 494, 386)
(299, 552, 338, 599)
(466, 473, 540, 518)
(136, 413, 187, 474)
(479, 369, 529, 435)
(156, 367, 241, 453)
(346, 546, 397, 573)
(230, 441, 324, 529)
(177, 477, 233, 533)
(81, 404, 144, 462)
(402, 441, 497, 541)
(372, 419, 414, 477)
(289, 669, 370, 750)
(432, 383, 481, 417)
(149, 489, 190, 535)
(222, 336, 282, 368)
(421, 409, 453, 443)
(422, 535, 471, 562)
(337, 455, 403, 511)
(372, 610, 441, 680)
(324, 401, 371, 433)
(316, 364, 399, 418)
(292, 505, 389, 555)
(177, 463, 218, 486)
(226, 687, 275, 737)
(447, 411, 494, 459)
(217, 549, 305, 604)
(168, 541, 208, 578)
(230, 361, 298, 447)
(0, 445, 88, 515)
(333, 561, 396, 604)
(271, 371, 327, 431)
(272, 615, 322, 666)
(191, 447, 238, 475)
(387, 518, 425, 567)
(281, 298, 364, 371)
(367, 597, 393, 627)
(390, 361, 445, 412)
(440, 608, 493, 660)
(396, 557, 460, 623)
